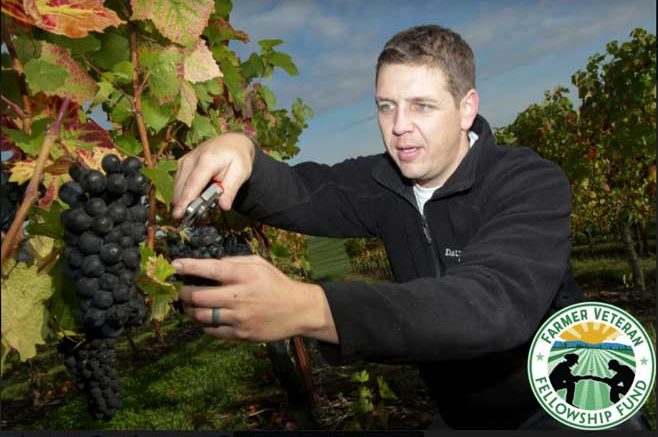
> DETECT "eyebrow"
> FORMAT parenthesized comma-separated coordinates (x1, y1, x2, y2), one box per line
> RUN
(375, 96, 441, 104)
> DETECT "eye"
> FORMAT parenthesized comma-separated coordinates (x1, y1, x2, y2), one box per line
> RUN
(377, 102, 394, 113)
(413, 102, 433, 112)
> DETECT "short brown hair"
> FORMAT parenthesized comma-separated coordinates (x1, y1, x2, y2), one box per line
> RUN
(376, 25, 476, 105)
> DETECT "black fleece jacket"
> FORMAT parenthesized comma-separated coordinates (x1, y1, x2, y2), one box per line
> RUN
(234, 114, 584, 429)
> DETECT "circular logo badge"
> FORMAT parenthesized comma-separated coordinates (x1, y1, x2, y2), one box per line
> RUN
(528, 302, 655, 430)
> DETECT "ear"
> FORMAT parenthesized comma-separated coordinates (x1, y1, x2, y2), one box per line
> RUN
(459, 89, 479, 131)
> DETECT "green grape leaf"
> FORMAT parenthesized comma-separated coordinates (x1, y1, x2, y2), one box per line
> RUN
(186, 114, 217, 144)
(23, 59, 68, 95)
(177, 81, 198, 127)
(45, 34, 101, 55)
(136, 245, 179, 322)
(214, 0, 233, 19)
(26, 202, 64, 240)
(111, 61, 134, 83)
(1, 260, 54, 364)
(138, 45, 183, 103)
(269, 51, 299, 76)
(258, 85, 277, 111)
(351, 369, 370, 383)
(184, 40, 222, 84)
(47, 258, 80, 335)
(39, 42, 98, 104)
(204, 17, 249, 44)
(141, 165, 174, 206)
(141, 95, 172, 133)
(114, 134, 144, 156)
(2, 118, 52, 156)
(240, 53, 264, 81)
(88, 31, 130, 71)
(376, 375, 397, 400)
(130, 0, 215, 47)
(109, 96, 133, 124)
(13, 34, 41, 65)
(258, 39, 284, 52)
(217, 57, 245, 105)
(89, 81, 115, 110)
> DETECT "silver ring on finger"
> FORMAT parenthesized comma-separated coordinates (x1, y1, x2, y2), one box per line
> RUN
(211, 307, 221, 327)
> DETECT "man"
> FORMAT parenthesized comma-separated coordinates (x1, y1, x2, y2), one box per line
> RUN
(549, 353, 582, 406)
(172, 25, 585, 429)
(588, 359, 635, 403)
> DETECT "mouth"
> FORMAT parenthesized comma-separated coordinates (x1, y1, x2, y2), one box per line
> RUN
(395, 144, 422, 162)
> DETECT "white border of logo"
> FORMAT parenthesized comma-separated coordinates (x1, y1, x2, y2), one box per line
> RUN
(528, 302, 655, 430)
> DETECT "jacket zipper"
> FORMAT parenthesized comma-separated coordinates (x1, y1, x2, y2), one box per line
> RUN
(421, 214, 443, 277)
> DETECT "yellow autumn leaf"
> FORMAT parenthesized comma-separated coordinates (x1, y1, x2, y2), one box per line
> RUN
(1, 260, 54, 367)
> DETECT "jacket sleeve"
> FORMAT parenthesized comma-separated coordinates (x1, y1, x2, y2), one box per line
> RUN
(318, 152, 573, 363)
(233, 146, 381, 237)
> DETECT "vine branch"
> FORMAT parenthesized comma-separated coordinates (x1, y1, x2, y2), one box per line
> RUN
(1, 94, 27, 120)
(1, 23, 32, 132)
(1, 97, 71, 264)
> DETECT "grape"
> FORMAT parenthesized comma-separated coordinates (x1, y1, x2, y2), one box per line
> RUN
(106, 173, 127, 196)
(65, 247, 85, 269)
(92, 216, 114, 235)
(121, 248, 140, 268)
(93, 291, 114, 309)
(64, 229, 80, 246)
(85, 197, 107, 217)
(82, 255, 105, 277)
(129, 205, 148, 223)
(120, 235, 134, 248)
(99, 273, 119, 290)
(79, 231, 103, 255)
(112, 284, 130, 303)
(81, 170, 107, 195)
(121, 156, 142, 174)
(101, 154, 122, 174)
(76, 277, 99, 299)
(127, 173, 148, 195)
(118, 192, 134, 207)
(100, 243, 122, 264)
(59, 181, 86, 206)
(66, 208, 93, 233)
(107, 203, 127, 224)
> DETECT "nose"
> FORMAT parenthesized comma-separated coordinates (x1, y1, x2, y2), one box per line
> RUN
(392, 107, 413, 136)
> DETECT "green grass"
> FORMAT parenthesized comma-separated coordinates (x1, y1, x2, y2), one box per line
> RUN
(306, 237, 352, 282)
(1, 318, 278, 431)
(571, 256, 656, 290)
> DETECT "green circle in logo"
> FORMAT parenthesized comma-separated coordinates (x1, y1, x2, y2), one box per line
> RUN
(528, 302, 655, 430)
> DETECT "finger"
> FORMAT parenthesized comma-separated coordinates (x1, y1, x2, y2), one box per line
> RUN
(216, 161, 248, 211)
(172, 258, 248, 284)
(175, 159, 221, 219)
(179, 284, 241, 308)
(202, 325, 241, 341)
(183, 305, 238, 326)
(172, 157, 194, 217)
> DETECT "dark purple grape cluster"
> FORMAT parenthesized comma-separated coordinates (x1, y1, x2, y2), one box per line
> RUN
(0, 171, 24, 231)
(58, 154, 149, 420)
(167, 227, 252, 286)
(59, 337, 121, 420)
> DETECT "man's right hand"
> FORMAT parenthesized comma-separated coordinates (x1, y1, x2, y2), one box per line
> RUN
(172, 132, 256, 218)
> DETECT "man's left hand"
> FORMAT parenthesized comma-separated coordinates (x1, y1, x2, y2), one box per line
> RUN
(173, 255, 338, 343)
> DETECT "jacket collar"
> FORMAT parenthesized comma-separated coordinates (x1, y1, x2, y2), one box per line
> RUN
(372, 114, 494, 203)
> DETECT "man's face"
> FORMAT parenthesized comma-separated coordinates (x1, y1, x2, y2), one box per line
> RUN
(376, 63, 475, 188)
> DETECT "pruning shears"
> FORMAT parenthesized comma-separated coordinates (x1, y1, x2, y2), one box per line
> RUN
(178, 181, 224, 230)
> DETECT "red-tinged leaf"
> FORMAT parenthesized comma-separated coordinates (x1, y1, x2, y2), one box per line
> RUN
(2, 0, 124, 38)
(204, 17, 250, 44)
(38, 173, 68, 208)
(78, 146, 124, 171)
(39, 42, 97, 104)
(183, 40, 222, 84)
(60, 117, 113, 153)
(130, 0, 214, 47)
(1, 0, 34, 25)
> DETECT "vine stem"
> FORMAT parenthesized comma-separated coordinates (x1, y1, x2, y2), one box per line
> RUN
(1, 94, 27, 120)
(130, 29, 162, 343)
(1, 97, 71, 264)
(2, 23, 32, 132)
